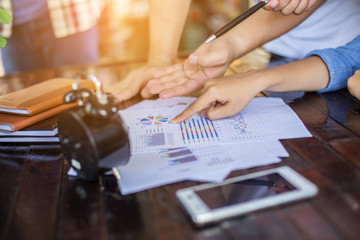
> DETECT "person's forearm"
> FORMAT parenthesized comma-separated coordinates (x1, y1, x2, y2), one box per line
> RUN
(148, 0, 191, 65)
(221, 0, 326, 62)
(260, 56, 330, 92)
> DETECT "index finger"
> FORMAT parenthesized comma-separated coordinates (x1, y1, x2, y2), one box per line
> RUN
(170, 94, 217, 124)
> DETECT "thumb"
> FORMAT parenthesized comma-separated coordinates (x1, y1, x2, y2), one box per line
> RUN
(189, 50, 227, 68)
(115, 91, 133, 102)
(263, 0, 279, 10)
(206, 100, 250, 120)
(205, 104, 236, 120)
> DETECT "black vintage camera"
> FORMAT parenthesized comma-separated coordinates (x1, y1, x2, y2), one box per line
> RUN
(58, 74, 130, 181)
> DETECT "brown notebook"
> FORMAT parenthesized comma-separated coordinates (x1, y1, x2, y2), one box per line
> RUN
(0, 78, 95, 116)
(0, 103, 77, 132)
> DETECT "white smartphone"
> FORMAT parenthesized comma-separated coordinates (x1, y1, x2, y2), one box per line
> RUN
(176, 166, 318, 226)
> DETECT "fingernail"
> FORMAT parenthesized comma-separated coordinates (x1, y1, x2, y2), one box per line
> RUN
(161, 93, 170, 98)
(114, 94, 123, 101)
(151, 85, 164, 94)
(269, 0, 278, 8)
(147, 80, 154, 88)
(189, 55, 198, 65)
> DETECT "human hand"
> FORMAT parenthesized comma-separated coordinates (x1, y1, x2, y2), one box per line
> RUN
(170, 71, 265, 123)
(147, 38, 236, 99)
(347, 70, 360, 100)
(264, 0, 318, 15)
(112, 64, 170, 102)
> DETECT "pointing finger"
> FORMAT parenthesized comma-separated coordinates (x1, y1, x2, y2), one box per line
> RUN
(170, 94, 217, 123)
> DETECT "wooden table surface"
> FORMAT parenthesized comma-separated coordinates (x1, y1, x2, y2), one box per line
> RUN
(0, 60, 360, 240)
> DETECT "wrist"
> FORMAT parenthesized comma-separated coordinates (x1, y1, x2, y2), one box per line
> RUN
(253, 68, 281, 92)
(223, 32, 252, 63)
(223, 35, 243, 63)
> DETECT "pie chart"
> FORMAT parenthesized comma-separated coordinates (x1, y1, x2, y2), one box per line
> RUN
(140, 116, 168, 125)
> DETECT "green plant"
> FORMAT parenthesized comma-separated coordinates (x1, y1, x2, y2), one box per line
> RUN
(0, 7, 11, 47)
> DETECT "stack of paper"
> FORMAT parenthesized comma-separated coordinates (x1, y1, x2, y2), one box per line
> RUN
(115, 97, 311, 195)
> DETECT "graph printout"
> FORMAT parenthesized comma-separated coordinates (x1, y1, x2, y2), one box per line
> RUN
(116, 143, 281, 195)
(119, 97, 311, 152)
(68, 139, 287, 195)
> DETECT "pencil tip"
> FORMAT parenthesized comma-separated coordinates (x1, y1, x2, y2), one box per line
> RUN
(204, 35, 216, 44)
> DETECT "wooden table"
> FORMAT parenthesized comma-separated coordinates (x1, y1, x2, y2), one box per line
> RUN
(1, 60, 360, 240)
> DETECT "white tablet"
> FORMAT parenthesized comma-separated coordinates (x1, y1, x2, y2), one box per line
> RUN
(176, 166, 318, 226)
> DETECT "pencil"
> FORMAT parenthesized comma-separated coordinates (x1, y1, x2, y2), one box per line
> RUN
(204, 1, 268, 44)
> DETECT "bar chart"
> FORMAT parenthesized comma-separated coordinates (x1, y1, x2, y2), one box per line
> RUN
(157, 147, 198, 170)
(179, 117, 220, 144)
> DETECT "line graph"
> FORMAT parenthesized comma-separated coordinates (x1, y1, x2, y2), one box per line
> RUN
(230, 114, 249, 134)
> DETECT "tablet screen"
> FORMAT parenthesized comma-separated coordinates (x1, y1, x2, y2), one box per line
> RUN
(194, 173, 297, 210)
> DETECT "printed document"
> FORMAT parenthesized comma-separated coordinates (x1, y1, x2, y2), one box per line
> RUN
(119, 97, 311, 152)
